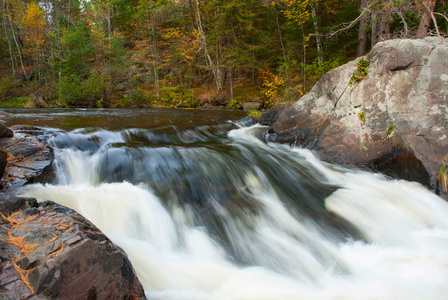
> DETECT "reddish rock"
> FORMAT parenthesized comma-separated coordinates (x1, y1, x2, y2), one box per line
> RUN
(0, 198, 146, 299)
(0, 126, 54, 187)
(0, 125, 147, 299)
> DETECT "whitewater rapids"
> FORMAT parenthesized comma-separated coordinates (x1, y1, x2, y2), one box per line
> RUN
(19, 125, 448, 300)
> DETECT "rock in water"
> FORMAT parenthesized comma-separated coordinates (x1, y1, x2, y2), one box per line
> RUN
(0, 126, 54, 187)
(265, 38, 448, 195)
(0, 198, 146, 299)
(0, 150, 6, 184)
(0, 125, 147, 299)
(0, 124, 13, 138)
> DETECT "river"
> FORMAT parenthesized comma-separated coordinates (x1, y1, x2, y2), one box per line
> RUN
(4, 108, 448, 299)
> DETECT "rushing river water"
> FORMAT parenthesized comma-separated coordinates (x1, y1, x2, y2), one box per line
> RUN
(4, 108, 448, 299)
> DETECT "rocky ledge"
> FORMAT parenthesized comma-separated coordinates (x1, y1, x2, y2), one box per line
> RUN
(261, 38, 448, 196)
(0, 123, 146, 299)
(0, 125, 54, 189)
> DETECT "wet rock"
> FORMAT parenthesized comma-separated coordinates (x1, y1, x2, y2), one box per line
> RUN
(0, 127, 54, 187)
(242, 102, 261, 111)
(0, 110, 13, 118)
(0, 125, 147, 299)
(266, 38, 448, 194)
(0, 199, 146, 299)
(259, 103, 292, 127)
(0, 124, 14, 138)
(0, 196, 26, 214)
(236, 116, 258, 127)
(0, 150, 6, 182)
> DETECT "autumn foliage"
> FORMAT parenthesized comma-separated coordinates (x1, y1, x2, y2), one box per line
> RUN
(0, 0, 446, 108)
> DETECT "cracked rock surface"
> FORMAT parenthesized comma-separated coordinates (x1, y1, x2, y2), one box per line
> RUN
(0, 198, 146, 299)
(0, 126, 54, 189)
(262, 38, 448, 196)
(0, 123, 147, 299)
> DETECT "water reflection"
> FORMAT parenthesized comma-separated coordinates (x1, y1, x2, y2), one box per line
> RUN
(2, 108, 247, 131)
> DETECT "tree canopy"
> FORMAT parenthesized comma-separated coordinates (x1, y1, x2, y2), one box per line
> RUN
(0, 0, 446, 108)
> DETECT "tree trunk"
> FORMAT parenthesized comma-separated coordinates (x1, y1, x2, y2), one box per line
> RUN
(379, 0, 391, 42)
(311, 3, 323, 65)
(301, 25, 307, 92)
(417, 0, 437, 38)
(274, 6, 289, 85)
(216, 5, 225, 88)
(371, 11, 378, 47)
(6, 4, 27, 79)
(195, 0, 222, 91)
(357, 0, 368, 57)
(379, 14, 390, 41)
(151, 19, 160, 99)
(2, 0, 15, 75)
(107, 0, 112, 38)
(229, 68, 234, 100)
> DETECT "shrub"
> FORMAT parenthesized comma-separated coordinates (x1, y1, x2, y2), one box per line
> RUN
(247, 109, 261, 120)
(358, 111, 366, 124)
(0, 76, 20, 101)
(58, 75, 82, 105)
(227, 98, 242, 109)
(58, 71, 111, 107)
(1, 96, 35, 108)
(350, 58, 370, 85)
(386, 124, 394, 136)
(160, 85, 197, 108)
(81, 71, 111, 107)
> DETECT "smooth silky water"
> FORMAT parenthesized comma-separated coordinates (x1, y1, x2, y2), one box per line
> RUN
(4, 108, 448, 299)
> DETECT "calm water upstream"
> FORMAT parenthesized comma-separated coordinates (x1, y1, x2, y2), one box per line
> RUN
(3, 108, 448, 299)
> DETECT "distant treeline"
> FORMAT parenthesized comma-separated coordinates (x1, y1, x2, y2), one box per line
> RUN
(0, 0, 446, 108)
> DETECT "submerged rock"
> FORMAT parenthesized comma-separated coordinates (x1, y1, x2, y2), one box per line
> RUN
(263, 38, 448, 195)
(0, 198, 146, 299)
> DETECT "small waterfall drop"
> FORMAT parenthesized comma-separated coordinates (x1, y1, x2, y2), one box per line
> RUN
(19, 124, 448, 300)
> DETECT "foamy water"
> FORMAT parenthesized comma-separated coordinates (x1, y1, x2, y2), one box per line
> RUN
(19, 125, 448, 299)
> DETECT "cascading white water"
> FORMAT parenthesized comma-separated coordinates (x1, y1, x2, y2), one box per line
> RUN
(19, 125, 448, 300)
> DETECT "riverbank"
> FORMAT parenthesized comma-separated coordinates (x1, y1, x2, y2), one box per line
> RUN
(0, 77, 268, 111)
(0, 124, 146, 299)
(259, 37, 448, 198)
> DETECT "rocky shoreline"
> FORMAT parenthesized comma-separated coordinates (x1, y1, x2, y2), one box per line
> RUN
(0, 124, 146, 299)
(259, 38, 448, 198)
(1, 37, 448, 298)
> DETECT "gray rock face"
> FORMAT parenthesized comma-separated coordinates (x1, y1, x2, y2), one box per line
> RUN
(0, 198, 146, 299)
(242, 102, 262, 111)
(0, 126, 54, 188)
(267, 38, 448, 195)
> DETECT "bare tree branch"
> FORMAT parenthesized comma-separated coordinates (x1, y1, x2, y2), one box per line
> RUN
(325, 4, 374, 38)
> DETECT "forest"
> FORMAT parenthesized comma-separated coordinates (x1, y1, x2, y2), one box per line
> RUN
(0, 0, 447, 109)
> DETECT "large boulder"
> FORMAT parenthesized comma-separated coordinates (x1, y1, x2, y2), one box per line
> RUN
(0, 126, 54, 187)
(265, 38, 448, 195)
(0, 197, 146, 299)
(0, 125, 148, 299)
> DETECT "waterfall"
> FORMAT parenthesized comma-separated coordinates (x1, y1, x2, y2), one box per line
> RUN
(19, 124, 448, 300)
